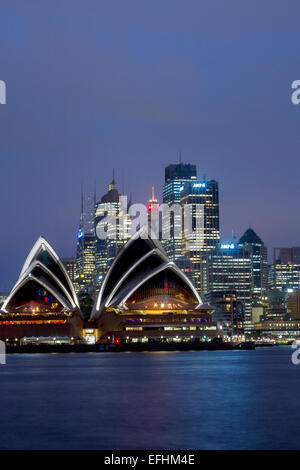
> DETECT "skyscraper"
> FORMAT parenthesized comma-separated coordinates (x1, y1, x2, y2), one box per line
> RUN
(162, 163, 197, 261)
(94, 173, 131, 284)
(62, 257, 76, 283)
(210, 291, 245, 336)
(181, 179, 220, 291)
(201, 243, 253, 331)
(75, 188, 96, 292)
(269, 245, 300, 294)
(75, 232, 96, 292)
(238, 228, 268, 304)
(287, 289, 300, 319)
(269, 263, 300, 292)
(274, 247, 300, 265)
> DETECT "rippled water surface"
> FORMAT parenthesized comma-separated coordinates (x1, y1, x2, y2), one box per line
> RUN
(0, 347, 299, 449)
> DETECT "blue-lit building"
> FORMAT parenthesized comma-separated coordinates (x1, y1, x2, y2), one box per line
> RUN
(75, 231, 96, 292)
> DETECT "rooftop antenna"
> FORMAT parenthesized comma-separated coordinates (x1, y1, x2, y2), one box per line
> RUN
(94, 181, 97, 205)
(179, 148, 182, 163)
(109, 168, 117, 191)
(79, 183, 84, 231)
(122, 169, 125, 195)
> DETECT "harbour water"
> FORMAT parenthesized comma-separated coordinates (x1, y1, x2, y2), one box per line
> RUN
(0, 346, 299, 449)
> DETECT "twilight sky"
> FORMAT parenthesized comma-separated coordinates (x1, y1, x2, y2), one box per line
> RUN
(0, 0, 299, 290)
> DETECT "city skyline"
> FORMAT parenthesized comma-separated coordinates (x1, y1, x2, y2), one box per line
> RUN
(1, 1, 300, 290)
(0, 163, 298, 292)
(1, 1, 300, 455)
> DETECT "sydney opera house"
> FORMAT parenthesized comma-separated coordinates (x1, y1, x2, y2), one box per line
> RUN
(0, 229, 222, 346)
(0, 237, 84, 344)
(91, 227, 221, 344)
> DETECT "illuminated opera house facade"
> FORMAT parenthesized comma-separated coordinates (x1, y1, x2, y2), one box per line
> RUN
(0, 237, 84, 344)
(0, 230, 222, 345)
(90, 227, 221, 344)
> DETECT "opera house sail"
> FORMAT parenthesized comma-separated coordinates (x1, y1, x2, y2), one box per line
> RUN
(91, 227, 222, 344)
(0, 230, 221, 348)
(0, 237, 84, 344)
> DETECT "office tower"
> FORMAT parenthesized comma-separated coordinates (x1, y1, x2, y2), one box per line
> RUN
(162, 163, 197, 261)
(209, 291, 245, 336)
(274, 247, 300, 265)
(62, 257, 76, 283)
(201, 243, 253, 331)
(94, 173, 131, 284)
(75, 188, 96, 292)
(269, 247, 300, 293)
(181, 179, 220, 291)
(269, 263, 300, 292)
(238, 228, 268, 304)
(287, 289, 300, 319)
(75, 233, 96, 292)
(264, 288, 287, 320)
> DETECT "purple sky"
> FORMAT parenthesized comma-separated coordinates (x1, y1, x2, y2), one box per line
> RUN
(0, 0, 299, 290)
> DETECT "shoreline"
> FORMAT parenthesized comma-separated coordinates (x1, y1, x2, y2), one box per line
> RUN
(4, 340, 260, 354)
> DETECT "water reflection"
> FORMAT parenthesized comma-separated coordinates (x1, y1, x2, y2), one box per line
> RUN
(0, 348, 298, 449)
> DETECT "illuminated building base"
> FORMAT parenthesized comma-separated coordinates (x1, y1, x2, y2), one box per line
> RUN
(97, 307, 222, 344)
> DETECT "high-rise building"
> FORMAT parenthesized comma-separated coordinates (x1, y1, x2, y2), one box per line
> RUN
(75, 188, 96, 292)
(264, 288, 287, 320)
(274, 247, 300, 265)
(269, 263, 300, 292)
(62, 257, 76, 283)
(75, 233, 96, 291)
(269, 247, 300, 293)
(162, 163, 197, 261)
(287, 289, 300, 319)
(181, 179, 220, 291)
(201, 243, 253, 331)
(209, 291, 245, 336)
(94, 173, 131, 285)
(238, 228, 268, 304)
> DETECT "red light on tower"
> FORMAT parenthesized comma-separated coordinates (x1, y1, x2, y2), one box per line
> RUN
(148, 186, 159, 213)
